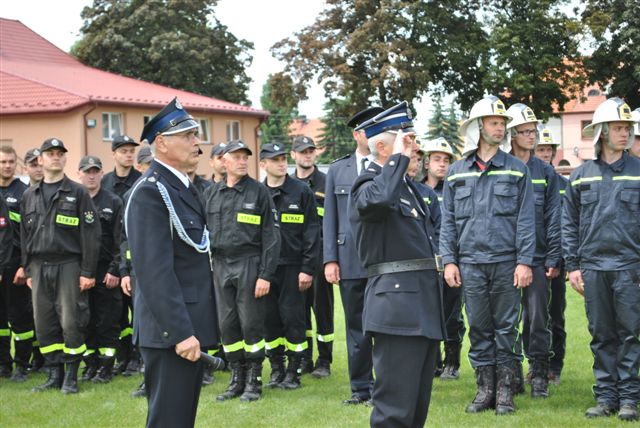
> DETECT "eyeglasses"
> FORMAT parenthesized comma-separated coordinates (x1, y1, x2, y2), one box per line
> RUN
(516, 129, 537, 137)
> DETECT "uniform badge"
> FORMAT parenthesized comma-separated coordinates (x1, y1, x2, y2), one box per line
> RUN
(0, 217, 6, 228)
(102, 207, 113, 214)
(242, 202, 256, 210)
(51, 139, 59, 146)
(124, 136, 130, 142)
(274, 144, 280, 151)
(65, 196, 76, 202)
(411, 208, 418, 218)
(400, 198, 411, 206)
(288, 204, 299, 210)
(148, 176, 156, 183)
(33, 149, 40, 156)
(6, 196, 17, 204)
(84, 211, 95, 224)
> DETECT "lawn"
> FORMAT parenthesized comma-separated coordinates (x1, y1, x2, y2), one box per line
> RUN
(0, 285, 630, 427)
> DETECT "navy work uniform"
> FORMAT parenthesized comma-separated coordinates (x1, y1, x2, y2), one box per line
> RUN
(204, 140, 281, 402)
(323, 107, 383, 404)
(350, 101, 445, 428)
(20, 139, 101, 393)
(127, 98, 219, 427)
(262, 143, 321, 389)
(0, 176, 35, 379)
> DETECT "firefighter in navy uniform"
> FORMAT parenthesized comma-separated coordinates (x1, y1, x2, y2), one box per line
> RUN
(506, 103, 561, 399)
(260, 142, 320, 390)
(21, 138, 101, 394)
(440, 96, 535, 415)
(290, 136, 335, 378)
(533, 124, 568, 385)
(77, 156, 123, 384)
(563, 97, 640, 422)
(0, 145, 34, 382)
(204, 140, 281, 402)
(349, 102, 445, 428)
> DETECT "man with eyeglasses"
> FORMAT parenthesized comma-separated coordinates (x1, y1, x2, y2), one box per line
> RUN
(506, 104, 561, 400)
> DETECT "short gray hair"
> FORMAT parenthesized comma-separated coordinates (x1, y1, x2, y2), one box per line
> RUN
(367, 132, 395, 160)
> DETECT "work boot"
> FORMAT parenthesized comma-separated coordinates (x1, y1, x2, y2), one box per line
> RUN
(32, 364, 64, 392)
(495, 363, 516, 415)
(279, 354, 303, 390)
(61, 361, 80, 394)
(92, 357, 115, 384)
(311, 359, 331, 379)
(131, 381, 146, 398)
(465, 365, 495, 413)
(299, 355, 314, 375)
(114, 337, 131, 375)
(123, 347, 141, 376)
(585, 403, 616, 418)
(530, 360, 549, 398)
(239, 361, 263, 402)
(440, 342, 461, 380)
(81, 354, 98, 381)
(434, 348, 444, 377)
(512, 360, 525, 395)
(618, 404, 639, 421)
(10, 365, 29, 382)
(0, 364, 11, 378)
(30, 347, 45, 373)
(267, 355, 285, 388)
(216, 361, 246, 401)
(202, 363, 215, 386)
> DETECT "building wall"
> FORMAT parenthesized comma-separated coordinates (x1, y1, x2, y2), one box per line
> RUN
(560, 112, 595, 167)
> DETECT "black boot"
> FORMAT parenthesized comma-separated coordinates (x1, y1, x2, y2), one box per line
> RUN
(239, 361, 263, 402)
(465, 365, 495, 413)
(202, 362, 215, 386)
(440, 342, 461, 380)
(216, 361, 246, 401)
(30, 347, 46, 373)
(10, 365, 29, 382)
(512, 360, 525, 395)
(131, 381, 146, 398)
(311, 359, 331, 379)
(531, 360, 549, 398)
(32, 364, 64, 392)
(114, 337, 131, 375)
(299, 355, 314, 375)
(267, 355, 285, 388)
(279, 354, 302, 390)
(81, 353, 98, 381)
(123, 346, 141, 376)
(92, 357, 115, 384)
(61, 361, 81, 394)
(495, 363, 516, 415)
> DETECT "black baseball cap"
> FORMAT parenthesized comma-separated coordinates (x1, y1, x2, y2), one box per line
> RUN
(136, 145, 153, 164)
(223, 140, 252, 155)
(292, 136, 316, 152)
(112, 135, 139, 151)
(78, 155, 103, 171)
(40, 138, 68, 153)
(24, 148, 41, 163)
(260, 143, 287, 159)
(210, 143, 227, 157)
(347, 107, 385, 129)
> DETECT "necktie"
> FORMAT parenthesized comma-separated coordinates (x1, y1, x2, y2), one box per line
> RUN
(360, 157, 368, 175)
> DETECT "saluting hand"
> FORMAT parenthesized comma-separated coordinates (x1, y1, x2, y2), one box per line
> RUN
(255, 278, 270, 298)
(79, 276, 95, 292)
(324, 262, 340, 284)
(175, 335, 200, 362)
(121, 276, 132, 296)
(568, 270, 585, 297)
(298, 272, 313, 292)
(513, 264, 532, 289)
(392, 130, 417, 158)
(444, 263, 462, 288)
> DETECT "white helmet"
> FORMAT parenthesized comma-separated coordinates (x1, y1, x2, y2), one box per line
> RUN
(421, 137, 456, 161)
(536, 124, 559, 147)
(582, 97, 637, 155)
(506, 103, 539, 130)
(459, 95, 512, 156)
(632, 107, 640, 137)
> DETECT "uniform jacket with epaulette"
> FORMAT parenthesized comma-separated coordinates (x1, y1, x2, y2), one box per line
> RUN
(92, 188, 123, 276)
(1, 178, 28, 265)
(101, 168, 142, 201)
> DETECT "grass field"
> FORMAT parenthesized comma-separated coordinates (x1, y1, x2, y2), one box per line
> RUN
(0, 285, 633, 427)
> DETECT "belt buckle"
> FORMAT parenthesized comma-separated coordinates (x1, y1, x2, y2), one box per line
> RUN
(435, 255, 443, 272)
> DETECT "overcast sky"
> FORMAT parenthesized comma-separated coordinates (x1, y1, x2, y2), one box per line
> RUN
(2, 0, 437, 134)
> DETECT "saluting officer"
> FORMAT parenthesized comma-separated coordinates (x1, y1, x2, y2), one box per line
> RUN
(563, 97, 640, 422)
(440, 96, 535, 415)
(290, 136, 335, 378)
(323, 107, 383, 405)
(21, 138, 101, 394)
(204, 140, 281, 402)
(260, 142, 320, 390)
(349, 102, 445, 428)
(77, 156, 123, 384)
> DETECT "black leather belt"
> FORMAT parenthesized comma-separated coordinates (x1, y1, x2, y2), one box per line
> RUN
(367, 256, 443, 277)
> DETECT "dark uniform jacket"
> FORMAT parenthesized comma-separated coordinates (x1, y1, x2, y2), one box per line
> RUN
(293, 166, 326, 222)
(204, 174, 280, 282)
(101, 168, 142, 201)
(525, 155, 562, 268)
(412, 180, 442, 250)
(125, 161, 218, 348)
(323, 154, 367, 280)
(0, 178, 28, 265)
(349, 154, 445, 340)
(0, 197, 13, 269)
(192, 175, 212, 197)
(92, 188, 123, 276)
(440, 149, 536, 266)
(20, 176, 101, 278)
(562, 152, 640, 272)
(265, 175, 320, 275)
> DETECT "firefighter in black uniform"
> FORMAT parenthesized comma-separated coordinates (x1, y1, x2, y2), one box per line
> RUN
(209, 143, 227, 183)
(349, 102, 445, 428)
(563, 97, 640, 421)
(507, 103, 561, 399)
(0, 198, 12, 270)
(24, 148, 44, 186)
(290, 136, 334, 378)
(260, 142, 320, 390)
(77, 155, 123, 384)
(204, 140, 281, 402)
(101, 134, 142, 376)
(440, 96, 535, 415)
(0, 145, 34, 382)
(186, 148, 212, 196)
(21, 138, 101, 394)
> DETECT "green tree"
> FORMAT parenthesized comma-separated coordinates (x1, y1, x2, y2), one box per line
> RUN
(444, 101, 463, 156)
(426, 94, 463, 156)
(582, 0, 640, 107)
(317, 97, 354, 163)
(259, 73, 299, 144)
(71, 0, 253, 104)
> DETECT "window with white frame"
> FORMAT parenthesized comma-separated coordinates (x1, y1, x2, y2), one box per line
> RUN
(198, 118, 210, 143)
(226, 121, 240, 141)
(102, 112, 123, 141)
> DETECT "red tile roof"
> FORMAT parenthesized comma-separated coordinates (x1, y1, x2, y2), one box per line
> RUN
(0, 18, 268, 117)
(560, 84, 607, 114)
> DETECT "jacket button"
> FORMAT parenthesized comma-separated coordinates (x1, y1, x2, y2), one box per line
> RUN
(394, 284, 400, 289)
(390, 161, 395, 166)
(163, 332, 169, 338)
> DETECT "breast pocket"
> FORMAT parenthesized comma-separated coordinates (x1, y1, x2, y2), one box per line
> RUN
(534, 188, 545, 224)
(493, 183, 518, 216)
(619, 184, 640, 226)
(453, 186, 473, 220)
(55, 202, 79, 229)
(182, 215, 205, 242)
(235, 210, 262, 242)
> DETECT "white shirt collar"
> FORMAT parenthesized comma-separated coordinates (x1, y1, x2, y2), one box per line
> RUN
(154, 159, 190, 188)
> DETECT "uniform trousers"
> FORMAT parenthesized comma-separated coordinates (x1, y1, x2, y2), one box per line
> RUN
(86, 262, 122, 358)
(522, 265, 552, 362)
(442, 279, 465, 344)
(0, 262, 34, 368)
(549, 266, 566, 374)
(304, 272, 334, 363)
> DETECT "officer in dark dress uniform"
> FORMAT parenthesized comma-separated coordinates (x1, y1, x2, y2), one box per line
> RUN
(324, 107, 383, 404)
(349, 102, 445, 428)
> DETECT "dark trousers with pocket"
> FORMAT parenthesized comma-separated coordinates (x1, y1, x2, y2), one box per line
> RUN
(549, 266, 566, 374)
(0, 261, 35, 368)
(86, 262, 122, 357)
(522, 265, 552, 362)
(304, 272, 335, 363)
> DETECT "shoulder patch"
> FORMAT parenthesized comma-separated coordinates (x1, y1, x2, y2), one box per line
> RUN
(331, 153, 352, 164)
